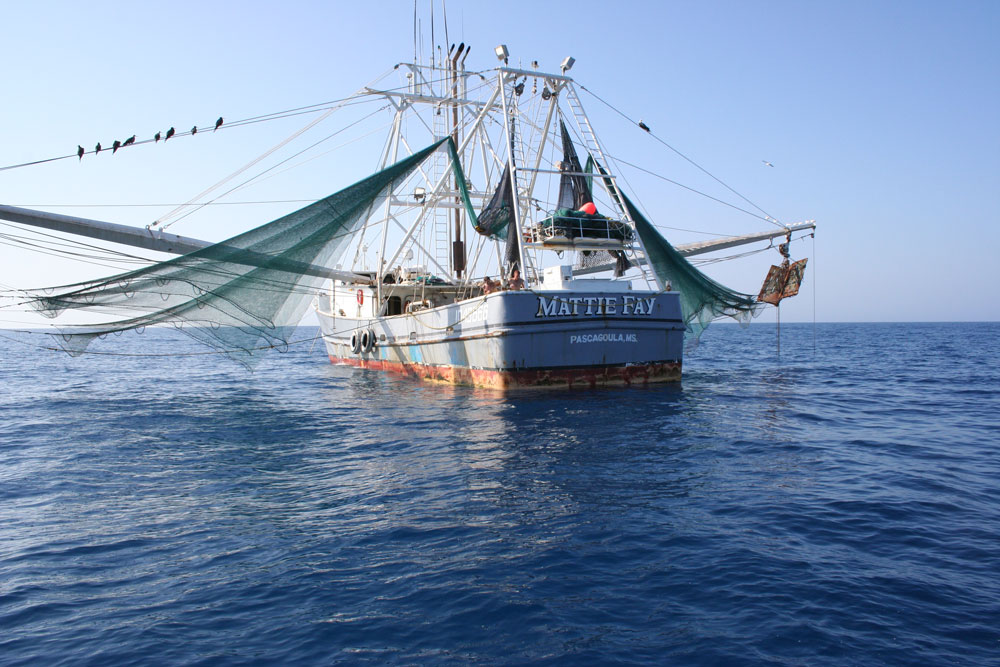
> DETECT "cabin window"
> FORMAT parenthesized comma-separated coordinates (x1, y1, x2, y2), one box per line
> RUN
(387, 296, 402, 316)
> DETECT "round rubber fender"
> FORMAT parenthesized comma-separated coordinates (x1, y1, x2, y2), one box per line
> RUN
(360, 328, 375, 353)
(350, 331, 362, 354)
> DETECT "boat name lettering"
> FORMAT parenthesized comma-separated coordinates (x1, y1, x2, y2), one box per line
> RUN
(535, 295, 656, 317)
(570, 333, 638, 344)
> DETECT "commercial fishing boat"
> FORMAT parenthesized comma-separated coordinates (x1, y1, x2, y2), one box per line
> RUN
(1, 40, 814, 389)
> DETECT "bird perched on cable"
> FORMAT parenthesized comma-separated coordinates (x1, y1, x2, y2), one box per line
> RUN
(638, 120, 650, 132)
(165, 127, 175, 141)
(112, 139, 122, 153)
(191, 126, 197, 135)
(77, 145, 84, 160)
(214, 117, 223, 131)
(762, 160, 774, 167)
(95, 142, 102, 154)
(123, 135, 136, 147)
(154, 131, 161, 142)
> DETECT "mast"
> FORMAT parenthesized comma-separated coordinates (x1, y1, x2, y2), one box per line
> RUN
(450, 42, 466, 278)
(498, 68, 527, 278)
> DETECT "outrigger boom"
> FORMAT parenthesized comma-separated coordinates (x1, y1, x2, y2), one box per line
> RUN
(0, 204, 814, 279)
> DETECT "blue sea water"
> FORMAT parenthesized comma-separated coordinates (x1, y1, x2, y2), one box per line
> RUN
(0, 322, 998, 665)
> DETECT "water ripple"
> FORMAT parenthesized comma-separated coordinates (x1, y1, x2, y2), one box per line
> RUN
(1, 323, 998, 664)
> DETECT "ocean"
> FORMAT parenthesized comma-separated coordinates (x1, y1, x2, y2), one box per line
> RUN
(1, 322, 997, 665)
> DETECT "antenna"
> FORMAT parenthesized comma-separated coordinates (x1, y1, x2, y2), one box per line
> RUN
(413, 0, 417, 65)
(442, 0, 450, 57)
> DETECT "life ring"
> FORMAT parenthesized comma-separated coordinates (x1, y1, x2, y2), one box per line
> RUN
(357, 289, 364, 306)
(350, 331, 362, 354)
(360, 329, 373, 353)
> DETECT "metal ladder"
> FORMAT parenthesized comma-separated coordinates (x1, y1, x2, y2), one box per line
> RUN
(506, 84, 541, 282)
(563, 83, 658, 290)
(431, 110, 453, 276)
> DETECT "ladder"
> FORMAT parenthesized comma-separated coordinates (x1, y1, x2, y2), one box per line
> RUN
(563, 83, 659, 290)
(431, 109, 453, 275)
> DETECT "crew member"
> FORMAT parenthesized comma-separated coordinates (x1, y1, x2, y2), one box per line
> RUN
(508, 268, 524, 290)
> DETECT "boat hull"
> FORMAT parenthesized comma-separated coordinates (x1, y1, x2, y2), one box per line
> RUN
(317, 289, 685, 389)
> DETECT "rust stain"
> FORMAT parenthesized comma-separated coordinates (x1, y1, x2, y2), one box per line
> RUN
(329, 354, 680, 390)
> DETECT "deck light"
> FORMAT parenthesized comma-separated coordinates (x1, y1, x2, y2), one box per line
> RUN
(495, 44, 509, 63)
(560, 56, 575, 73)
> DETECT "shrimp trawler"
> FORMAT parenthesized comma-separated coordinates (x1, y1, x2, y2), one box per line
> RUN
(1, 40, 814, 389)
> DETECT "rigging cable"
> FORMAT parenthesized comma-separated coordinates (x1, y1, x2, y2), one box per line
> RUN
(556, 111, 762, 241)
(578, 84, 784, 228)
(813, 231, 817, 353)
(154, 100, 380, 229)
(0, 67, 487, 173)
(603, 152, 775, 224)
(158, 105, 392, 231)
(156, 69, 494, 231)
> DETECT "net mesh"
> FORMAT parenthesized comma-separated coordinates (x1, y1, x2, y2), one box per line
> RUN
(24, 139, 448, 366)
(557, 121, 591, 211)
(593, 160, 761, 342)
(628, 197, 762, 343)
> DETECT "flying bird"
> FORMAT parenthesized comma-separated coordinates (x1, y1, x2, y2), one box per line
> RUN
(77, 145, 84, 160)
(191, 125, 197, 135)
(762, 160, 774, 167)
(123, 135, 136, 147)
(214, 117, 223, 131)
(165, 127, 175, 141)
(638, 120, 650, 132)
(95, 142, 102, 154)
(154, 131, 161, 142)
(112, 139, 122, 154)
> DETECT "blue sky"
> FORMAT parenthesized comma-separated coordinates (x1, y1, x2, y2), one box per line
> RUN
(1, 0, 997, 324)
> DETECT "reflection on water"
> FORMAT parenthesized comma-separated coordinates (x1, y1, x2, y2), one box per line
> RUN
(2, 324, 999, 664)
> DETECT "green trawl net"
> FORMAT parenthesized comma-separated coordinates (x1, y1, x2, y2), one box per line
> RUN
(628, 196, 761, 344)
(25, 138, 449, 366)
(594, 161, 761, 342)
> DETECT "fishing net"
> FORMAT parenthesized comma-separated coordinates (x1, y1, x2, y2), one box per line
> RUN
(474, 163, 513, 241)
(473, 114, 525, 270)
(24, 139, 450, 366)
(592, 161, 760, 343)
(557, 121, 591, 211)
(629, 199, 761, 343)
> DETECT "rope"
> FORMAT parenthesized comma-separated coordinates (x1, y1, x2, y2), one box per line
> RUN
(402, 293, 489, 330)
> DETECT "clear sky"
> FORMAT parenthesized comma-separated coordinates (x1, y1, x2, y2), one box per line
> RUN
(1, 0, 997, 325)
